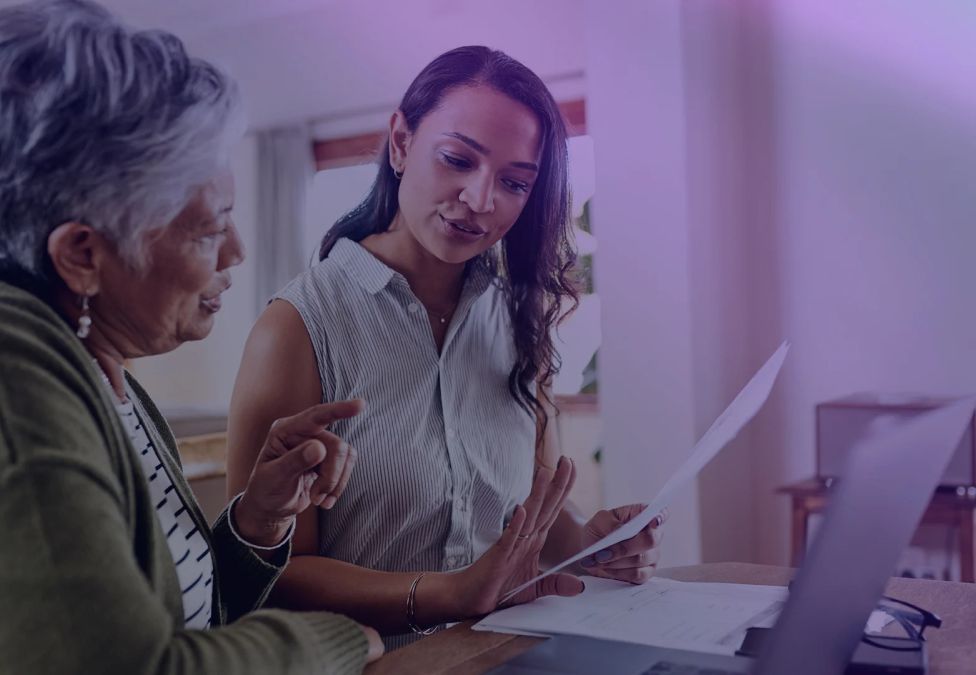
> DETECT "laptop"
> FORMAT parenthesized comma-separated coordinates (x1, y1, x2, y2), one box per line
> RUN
(490, 397, 975, 675)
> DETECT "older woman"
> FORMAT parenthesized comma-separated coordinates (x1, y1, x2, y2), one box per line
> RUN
(0, 1, 380, 672)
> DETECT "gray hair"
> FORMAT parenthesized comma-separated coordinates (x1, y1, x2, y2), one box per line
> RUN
(0, 0, 245, 281)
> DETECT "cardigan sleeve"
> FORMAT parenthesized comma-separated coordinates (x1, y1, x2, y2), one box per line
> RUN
(210, 503, 292, 622)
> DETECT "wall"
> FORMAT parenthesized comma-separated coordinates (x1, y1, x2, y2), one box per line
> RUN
(753, 1, 976, 564)
(683, 1, 785, 566)
(584, 0, 702, 567)
(642, 0, 976, 568)
(182, 0, 587, 133)
(581, 0, 976, 570)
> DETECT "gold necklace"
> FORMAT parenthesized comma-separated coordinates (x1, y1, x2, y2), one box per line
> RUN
(419, 282, 462, 326)
(424, 298, 459, 325)
(429, 303, 456, 325)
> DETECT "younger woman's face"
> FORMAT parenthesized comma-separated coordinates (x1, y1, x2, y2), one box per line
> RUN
(394, 84, 543, 264)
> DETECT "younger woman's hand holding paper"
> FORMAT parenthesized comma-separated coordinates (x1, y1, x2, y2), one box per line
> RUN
(579, 505, 668, 584)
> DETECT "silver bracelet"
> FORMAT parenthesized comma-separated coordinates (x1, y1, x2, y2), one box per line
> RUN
(227, 492, 295, 551)
(406, 573, 438, 635)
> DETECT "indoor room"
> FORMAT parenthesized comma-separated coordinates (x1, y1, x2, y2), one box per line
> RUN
(1, 1, 974, 673)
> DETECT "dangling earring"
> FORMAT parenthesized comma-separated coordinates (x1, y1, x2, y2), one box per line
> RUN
(393, 167, 403, 180)
(77, 294, 92, 339)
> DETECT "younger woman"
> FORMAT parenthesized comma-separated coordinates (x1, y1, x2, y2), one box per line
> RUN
(227, 46, 664, 648)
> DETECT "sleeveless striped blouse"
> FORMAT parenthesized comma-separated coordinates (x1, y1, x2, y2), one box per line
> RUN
(275, 238, 536, 646)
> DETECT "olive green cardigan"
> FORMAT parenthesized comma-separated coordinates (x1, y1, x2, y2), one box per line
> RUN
(0, 281, 367, 674)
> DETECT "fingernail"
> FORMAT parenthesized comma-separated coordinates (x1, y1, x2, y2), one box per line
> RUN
(323, 495, 337, 509)
(595, 550, 613, 563)
(581, 557, 595, 568)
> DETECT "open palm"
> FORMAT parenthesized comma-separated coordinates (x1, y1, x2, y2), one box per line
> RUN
(458, 456, 584, 616)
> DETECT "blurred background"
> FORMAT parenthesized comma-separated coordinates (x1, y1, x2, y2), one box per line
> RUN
(17, 0, 971, 579)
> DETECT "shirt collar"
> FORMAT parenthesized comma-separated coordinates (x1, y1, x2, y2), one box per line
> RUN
(330, 238, 397, 295)
(332, 237, 497, 300)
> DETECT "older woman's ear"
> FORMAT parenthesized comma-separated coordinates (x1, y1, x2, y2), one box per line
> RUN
(46, 222, 104, 297)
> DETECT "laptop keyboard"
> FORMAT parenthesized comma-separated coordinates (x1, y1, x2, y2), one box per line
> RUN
(641, 661, 740, 675)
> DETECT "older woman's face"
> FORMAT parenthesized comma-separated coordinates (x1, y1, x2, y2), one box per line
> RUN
(97, 170, 244, 356)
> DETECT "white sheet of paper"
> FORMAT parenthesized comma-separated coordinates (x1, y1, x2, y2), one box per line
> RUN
(480, 577, 786, 655)
(478, 576, 893, 655)
(502, 342, 790, 602)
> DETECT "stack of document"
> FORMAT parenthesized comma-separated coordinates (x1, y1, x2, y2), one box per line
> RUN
(476, 577, 786, 655)
(475, 577, 893, 656)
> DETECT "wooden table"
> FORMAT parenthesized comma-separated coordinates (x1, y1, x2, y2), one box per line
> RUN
(779, 479, 976, 582)
(364, 562, 976, 675)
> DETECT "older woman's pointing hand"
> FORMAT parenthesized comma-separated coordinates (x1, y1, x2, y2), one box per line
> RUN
(234, 399, 365, 548)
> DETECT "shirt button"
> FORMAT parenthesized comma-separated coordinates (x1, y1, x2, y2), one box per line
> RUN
(408, 303, 419, 313)
(446, 427, 456, 440)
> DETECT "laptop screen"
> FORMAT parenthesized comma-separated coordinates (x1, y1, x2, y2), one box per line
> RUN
(755, 398, 974, 675)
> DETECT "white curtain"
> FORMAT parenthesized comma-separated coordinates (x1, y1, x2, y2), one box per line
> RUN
(255, 125, 314, 313)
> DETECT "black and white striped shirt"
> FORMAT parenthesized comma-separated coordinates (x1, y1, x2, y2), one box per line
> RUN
(276, 238, 536, 645)
(100, 373, 214, 629)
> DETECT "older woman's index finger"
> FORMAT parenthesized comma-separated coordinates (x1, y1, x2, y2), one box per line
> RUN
(288, 399, 364, 432)
(279, 400, 365, 447)
(305, 399, 365, 427)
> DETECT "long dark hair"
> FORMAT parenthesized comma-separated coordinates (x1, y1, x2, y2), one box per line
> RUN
(319, 46, 578, 443)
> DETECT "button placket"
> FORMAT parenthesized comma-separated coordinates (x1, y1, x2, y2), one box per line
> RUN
(443, 416, 469, 568)
(440, 332, 482, 574)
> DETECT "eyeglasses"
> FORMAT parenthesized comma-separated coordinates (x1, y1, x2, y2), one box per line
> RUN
(861, 594, 942, 652)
